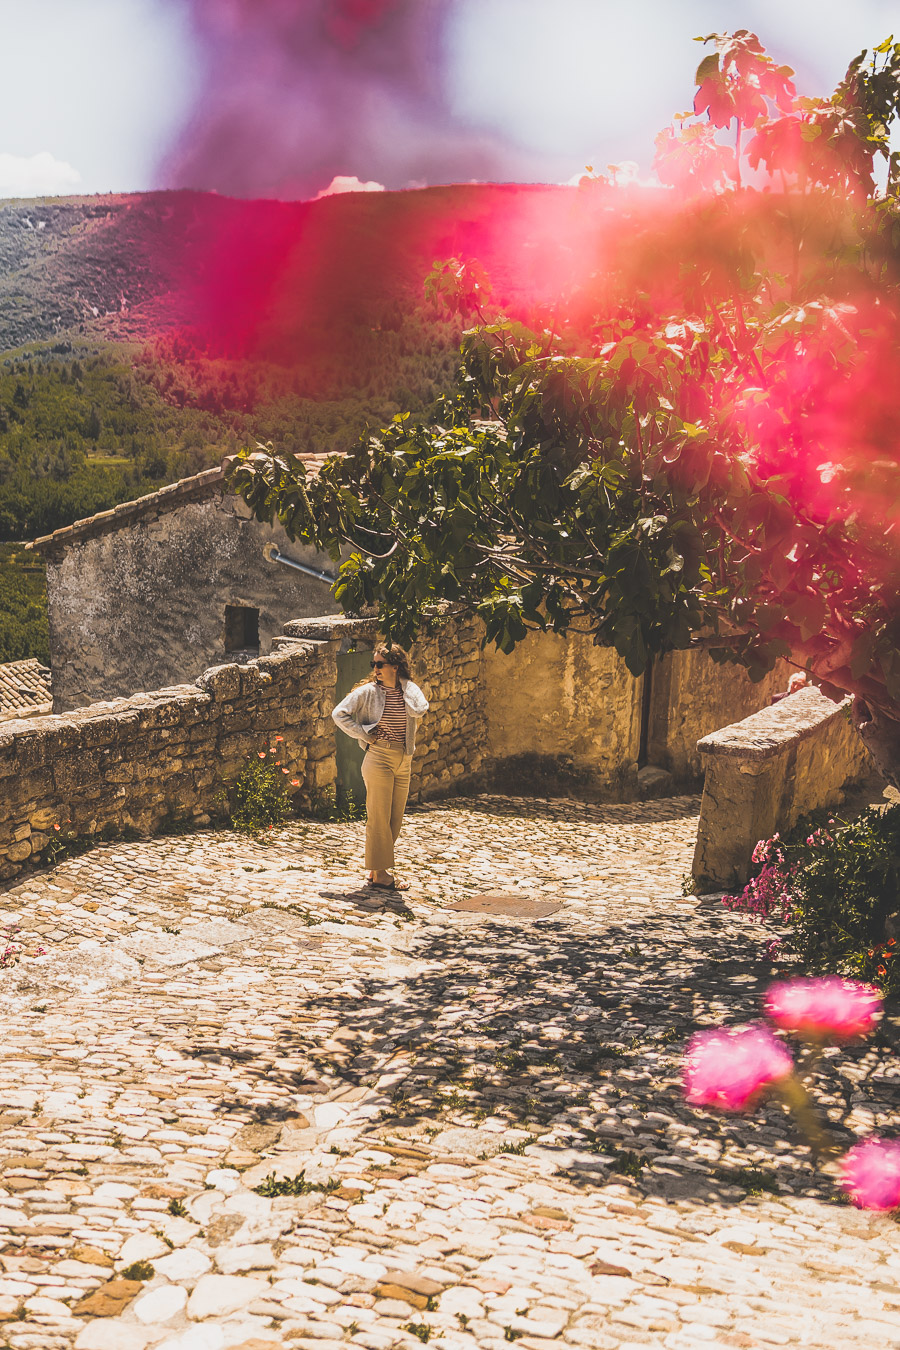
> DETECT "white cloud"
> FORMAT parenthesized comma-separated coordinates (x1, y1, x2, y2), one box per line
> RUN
(0, 151, 82, 199)
(315, 174, 385, 199)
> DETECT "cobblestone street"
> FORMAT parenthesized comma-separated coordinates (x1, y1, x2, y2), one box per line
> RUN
(0, 794, 898, 1350)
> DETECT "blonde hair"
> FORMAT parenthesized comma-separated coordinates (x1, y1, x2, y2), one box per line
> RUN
(373, 643, 412, 682)
(352, 643, 413, 690)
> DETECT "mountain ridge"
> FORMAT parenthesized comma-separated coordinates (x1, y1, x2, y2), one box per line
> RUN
(0, 180, 645, 358)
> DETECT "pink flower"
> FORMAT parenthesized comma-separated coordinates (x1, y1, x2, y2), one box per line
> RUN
(257, 751, 266, 758)
(841, 1138, 900, 1210)
(765, 977, 881, 1041)
(684, 1025, 793, 1112)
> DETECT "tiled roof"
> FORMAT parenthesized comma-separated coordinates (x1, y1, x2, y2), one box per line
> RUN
(26, 453, 327, 558)
(26, 465, 226, 558)
(0, 659, 52, 719)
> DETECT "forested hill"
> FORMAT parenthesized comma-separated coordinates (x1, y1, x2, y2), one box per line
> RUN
(0, 181, 615, 356)
(0, 179, 642, 664)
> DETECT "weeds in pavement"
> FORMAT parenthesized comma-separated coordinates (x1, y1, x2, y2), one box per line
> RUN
(305, 784, 366, 822)
(120, 1261, 155, 1281)
(499, 1135, 538, 1155)
(715, 1165, 780, 1196)
(253, 1171, 341, 1198)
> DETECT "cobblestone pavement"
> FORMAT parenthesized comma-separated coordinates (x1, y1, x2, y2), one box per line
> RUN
(0, 794, 898, 1350)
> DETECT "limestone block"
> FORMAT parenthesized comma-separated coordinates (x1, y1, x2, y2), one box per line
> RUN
(0, 754, 19, 782)
(239, 666, 272, 695)
(308, 759, 336, 788)
(30, 833, 49, 853)
(196, 664, 243, 700)
(53, 751, 102, 796)
(693, 690, 869, 886)
(6, 839, 32, 862)
(29, 806, 60, 830)
(104, 762, 135, 783)
(12, 823, 31, 842)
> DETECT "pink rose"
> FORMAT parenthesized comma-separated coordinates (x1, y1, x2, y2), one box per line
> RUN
(841, 1138, 900, 1211)
(684, 1025, 793, 1112)
(765, 977, 881, 1041)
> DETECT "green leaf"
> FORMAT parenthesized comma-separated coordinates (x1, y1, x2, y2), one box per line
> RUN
(784, 593, 827, 641)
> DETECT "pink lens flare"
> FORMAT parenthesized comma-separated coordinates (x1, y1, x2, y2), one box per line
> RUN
(684, 1025, 793, 1112)
(765, 977, 882, 1041)
(841, 1138, 900, 1211)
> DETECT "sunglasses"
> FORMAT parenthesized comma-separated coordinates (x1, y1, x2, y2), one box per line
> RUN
(371, 660, 390, 669)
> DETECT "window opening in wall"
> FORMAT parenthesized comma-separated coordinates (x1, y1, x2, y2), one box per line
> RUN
(224, 604, 260, 658)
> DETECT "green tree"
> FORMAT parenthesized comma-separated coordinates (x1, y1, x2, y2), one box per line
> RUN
(228, 33, 900, 785)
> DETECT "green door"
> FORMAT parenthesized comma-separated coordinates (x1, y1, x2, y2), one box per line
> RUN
(334, 649, 372, 806)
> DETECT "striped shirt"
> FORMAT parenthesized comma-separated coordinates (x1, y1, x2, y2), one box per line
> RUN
(376, 684, 407, 745)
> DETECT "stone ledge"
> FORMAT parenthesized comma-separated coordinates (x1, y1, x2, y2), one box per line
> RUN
(283, 614, 379, 643)
(697, 687, 849, 760)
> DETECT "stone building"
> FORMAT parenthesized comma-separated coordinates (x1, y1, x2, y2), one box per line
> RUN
(27, 461, 339, 713)
(26, 457, 798, 790)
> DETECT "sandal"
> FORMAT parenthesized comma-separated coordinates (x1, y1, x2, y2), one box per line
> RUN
(365, 878, 411, 892)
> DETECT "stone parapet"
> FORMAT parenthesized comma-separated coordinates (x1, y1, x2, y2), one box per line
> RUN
(0, 611, 492, 880)
(0, 639, 338, 881)
(691, 687, 871, 888)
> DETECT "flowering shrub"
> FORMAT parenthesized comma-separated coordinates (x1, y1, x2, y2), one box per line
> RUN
(0, 927, 46, 968)
(723, 805, 900, 994)
(682, 975, 900, 1210)
(684, 1026, 793, 1111)
(227, 742, 296, 835)
(0, 928, 21, 968)
(841, 1139, 900, 1211)
(722, 832, 798, 923)
(765, 977, 881, 1041)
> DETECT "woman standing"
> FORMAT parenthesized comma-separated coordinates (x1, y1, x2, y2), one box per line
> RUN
(332, 644, 428, 891)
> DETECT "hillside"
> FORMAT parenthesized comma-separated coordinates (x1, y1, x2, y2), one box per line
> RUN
(0, 180, 657, 663)
(0, 182, 627, 355)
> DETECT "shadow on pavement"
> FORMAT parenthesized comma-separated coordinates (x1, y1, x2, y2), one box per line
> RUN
(183, 898, 893, 1209)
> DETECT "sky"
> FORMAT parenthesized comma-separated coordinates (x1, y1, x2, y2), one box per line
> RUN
(0, 0, 897, 200)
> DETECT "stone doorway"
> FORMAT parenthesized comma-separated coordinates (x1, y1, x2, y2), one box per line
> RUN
(334, 648, 372, 807)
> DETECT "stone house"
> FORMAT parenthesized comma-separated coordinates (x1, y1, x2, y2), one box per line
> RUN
(26, 460, 339, 713)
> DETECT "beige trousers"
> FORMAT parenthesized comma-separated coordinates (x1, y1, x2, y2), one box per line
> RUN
(362, 742, 412, 871)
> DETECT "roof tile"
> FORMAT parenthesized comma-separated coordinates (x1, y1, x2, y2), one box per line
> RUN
(27, 455, 328, 557)
(0, 659, 52, 719)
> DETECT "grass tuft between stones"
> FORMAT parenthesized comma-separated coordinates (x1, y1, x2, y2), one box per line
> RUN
(253, 1170, 342, 1197)
(119, 1260, 155, 1281)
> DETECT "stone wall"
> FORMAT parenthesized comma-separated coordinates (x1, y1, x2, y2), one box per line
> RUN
(691, 687, 872, 889)
(482, 630, 643, 795)
(647, 647, 793, 781)
(44, 492, 337, 713)
(0, 639, 339, 882)
(0, 612, 490, 882)
(0, 599, 832, 883)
